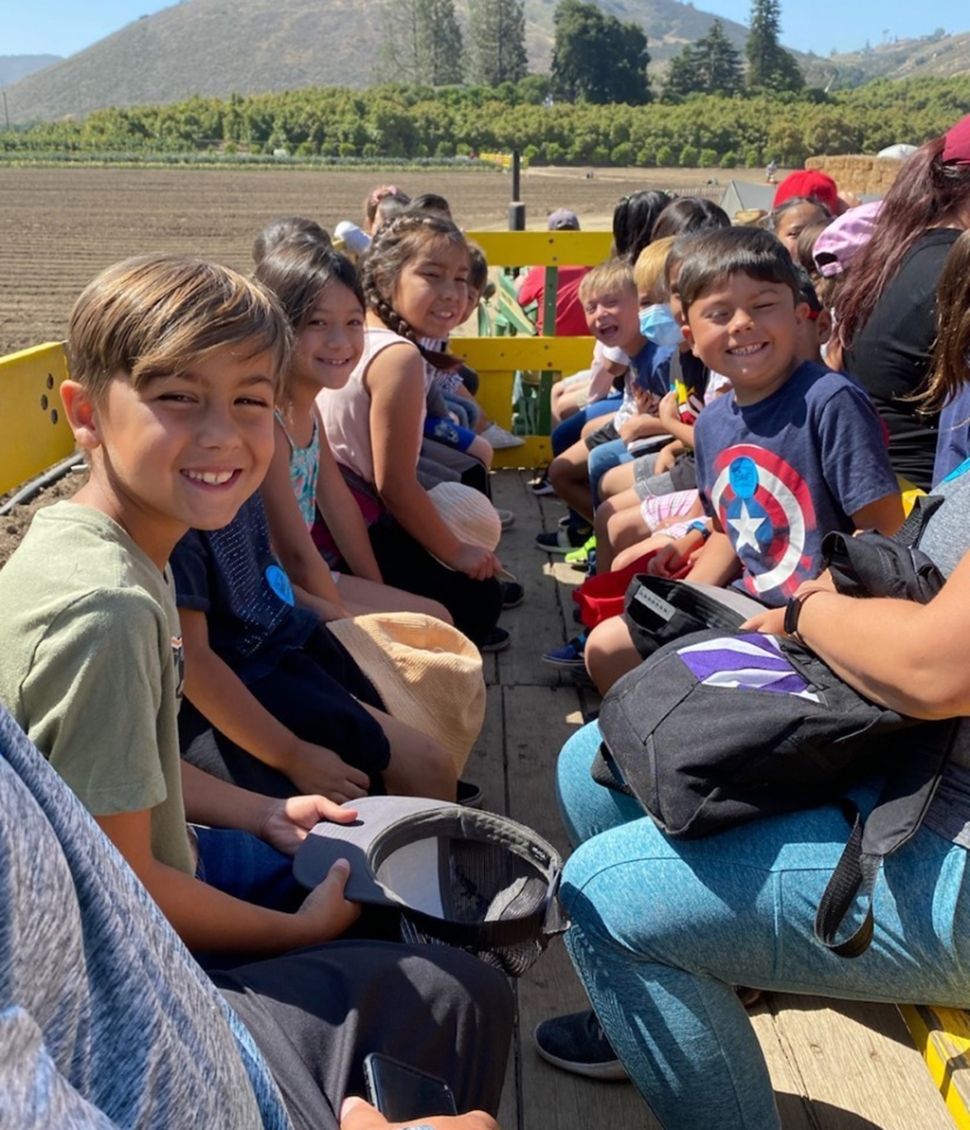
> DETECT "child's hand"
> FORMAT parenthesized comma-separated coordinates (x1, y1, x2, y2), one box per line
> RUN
(295, 858, 361, 942)
(319, 598, 352, 623)
(258, 794, 359, 857)
(653, 443, 679, 474)
(446, 542, 501, 580)
(288, 740, 370, 803)
(658, 390, 680, 428)
(646, 545, 685, 578)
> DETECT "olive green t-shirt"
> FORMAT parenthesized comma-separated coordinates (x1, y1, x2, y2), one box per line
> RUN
(0, 502, 194, 874)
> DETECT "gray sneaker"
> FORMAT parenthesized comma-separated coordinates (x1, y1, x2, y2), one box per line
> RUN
(533, 1009, 629, 1081)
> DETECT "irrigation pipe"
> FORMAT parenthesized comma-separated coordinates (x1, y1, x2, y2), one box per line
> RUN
(0, 454, 86, 518)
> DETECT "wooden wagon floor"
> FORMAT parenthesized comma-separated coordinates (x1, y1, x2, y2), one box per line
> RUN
(477, 470, 953, 1130)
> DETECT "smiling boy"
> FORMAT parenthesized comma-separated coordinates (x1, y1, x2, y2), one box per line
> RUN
(0, 255, 363, 957)
(584, 228, 904, 693)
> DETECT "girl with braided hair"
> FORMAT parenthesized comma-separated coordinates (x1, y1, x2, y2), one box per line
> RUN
(317, 210, 508, 650)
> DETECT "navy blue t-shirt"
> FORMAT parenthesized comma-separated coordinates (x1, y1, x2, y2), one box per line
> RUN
(171, 494, 317, 683)
(694, 361, 898, 607)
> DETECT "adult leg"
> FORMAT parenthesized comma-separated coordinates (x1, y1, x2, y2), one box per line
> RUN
(560, 783, 970, 1130)
(368, 521, 502, 646)
(215, 940, 515, 1130)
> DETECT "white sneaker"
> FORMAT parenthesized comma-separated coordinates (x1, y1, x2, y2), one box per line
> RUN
(496, 508, 515, 530)
(481, 423, 526, 449)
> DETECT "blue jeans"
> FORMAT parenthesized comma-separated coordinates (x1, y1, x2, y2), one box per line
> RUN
(194, 825, 305, 912)
(587, 437, 632, 506)
(551, 395, 620, 456)
(556, 722, 970, 1130)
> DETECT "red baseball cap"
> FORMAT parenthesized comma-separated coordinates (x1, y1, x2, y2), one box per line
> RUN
(943, 115, 970, 164)
(772, 171, 840, 215)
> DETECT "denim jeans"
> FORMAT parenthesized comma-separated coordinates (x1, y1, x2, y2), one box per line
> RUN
(194, 825, 305, 912)
(551, 395, 620, 456)
(556, 722, 970, 1130)
(587, 437, 632, 506)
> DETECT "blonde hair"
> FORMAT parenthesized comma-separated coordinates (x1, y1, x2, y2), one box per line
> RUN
(578, 258, 636, 307)
(68, 255, 291, 401)
(633, 236, 676, 302)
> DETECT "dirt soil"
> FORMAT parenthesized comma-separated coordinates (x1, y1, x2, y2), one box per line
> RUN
(0, 162, 775, 565)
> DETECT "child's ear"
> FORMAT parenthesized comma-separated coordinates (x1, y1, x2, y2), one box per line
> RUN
(680, 320, 698, 354)
(793, 300, 811, 327)
(816, 308, 833, 346)
(60, 381, 103, 451)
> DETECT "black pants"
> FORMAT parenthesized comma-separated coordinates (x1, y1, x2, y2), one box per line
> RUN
(179, 627, 391, 798)
(368, 521, 502, 645)
(215, 940, 514, 1130)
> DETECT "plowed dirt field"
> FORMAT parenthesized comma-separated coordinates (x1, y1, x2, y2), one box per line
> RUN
(0, 164, 767, 356)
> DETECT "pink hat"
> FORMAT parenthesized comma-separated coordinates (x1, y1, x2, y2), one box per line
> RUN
(772, 171, 840, 215)
(943, 115, 970, 164)
(812, 200, 883, 278)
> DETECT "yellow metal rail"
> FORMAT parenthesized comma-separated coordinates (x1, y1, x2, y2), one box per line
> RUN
(0, 342, 75, 497)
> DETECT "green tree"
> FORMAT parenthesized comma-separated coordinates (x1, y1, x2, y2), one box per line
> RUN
(380, 0, 464, 86)
(664, 19, 743, 100)
(468, 0, 528, 86)
(551, 0, 651, 105)
(745, 0, 804, 92)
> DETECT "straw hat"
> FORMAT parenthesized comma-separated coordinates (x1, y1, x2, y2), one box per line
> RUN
(428, 481, 502, 550)
(327, 612, 485, 773)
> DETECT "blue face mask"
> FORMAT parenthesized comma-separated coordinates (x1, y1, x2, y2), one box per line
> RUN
(639, 303, 683, 347)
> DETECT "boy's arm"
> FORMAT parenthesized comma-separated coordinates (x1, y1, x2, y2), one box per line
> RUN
(314, 436, 384, 583)
(685, 528, 744, 587)
(179, 760, 356, 857)
(261, 425, 349, 622)
(851, 492, 905, 537)
(179, 608, 370, 803)
(95, 807, 359, 955)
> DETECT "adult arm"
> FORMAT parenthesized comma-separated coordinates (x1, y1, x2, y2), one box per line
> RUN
(180, 607, 369, 802)
(365, 342, 500, 580)
(261, 420, 349, 621)
(94, 807, 359, 955)
(776, 552, 970, 719)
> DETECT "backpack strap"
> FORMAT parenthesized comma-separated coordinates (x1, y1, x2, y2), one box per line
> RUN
(814, 716, 958, 957)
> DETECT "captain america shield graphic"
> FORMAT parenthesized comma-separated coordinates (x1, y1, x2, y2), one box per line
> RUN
(709, 445, 817, 600)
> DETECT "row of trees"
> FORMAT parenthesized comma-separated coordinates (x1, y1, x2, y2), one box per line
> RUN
(4, 77, 969, 168)
(380, 0, 527, 87)
(376, 0, 804, 106)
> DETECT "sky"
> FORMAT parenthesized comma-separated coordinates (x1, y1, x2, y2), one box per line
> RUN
(1, 0, 964, 61)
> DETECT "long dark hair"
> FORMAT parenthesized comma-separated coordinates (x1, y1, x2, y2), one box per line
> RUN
(836, 135, 970, 349)
(612, 190, 672, 264)
(920, 229, 970, 413)
(360, 209, 468, 371)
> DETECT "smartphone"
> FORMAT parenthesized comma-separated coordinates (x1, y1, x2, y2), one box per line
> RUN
(363, 1053, 458, 1122)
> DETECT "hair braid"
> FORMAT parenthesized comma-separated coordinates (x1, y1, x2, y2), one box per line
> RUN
(361, 208, 469, 372)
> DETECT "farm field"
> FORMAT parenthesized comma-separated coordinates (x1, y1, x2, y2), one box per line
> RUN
(0, 164, 771, 357)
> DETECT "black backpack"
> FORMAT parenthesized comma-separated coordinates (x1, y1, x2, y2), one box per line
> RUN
(596, 495, 959, 957)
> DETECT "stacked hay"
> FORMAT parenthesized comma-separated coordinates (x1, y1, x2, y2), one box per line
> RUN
(805, 155, 904, 197)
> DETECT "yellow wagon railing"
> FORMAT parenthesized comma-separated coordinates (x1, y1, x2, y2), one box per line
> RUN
(0, 342, 75, 497)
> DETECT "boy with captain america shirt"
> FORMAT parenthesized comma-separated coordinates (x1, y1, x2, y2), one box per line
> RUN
(584, 226, 903, 693)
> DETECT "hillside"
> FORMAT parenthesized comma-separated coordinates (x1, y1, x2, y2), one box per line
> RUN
(0, 55, 61, 88)
(3, 0, 753, 123)
(5, 0, 970, 125)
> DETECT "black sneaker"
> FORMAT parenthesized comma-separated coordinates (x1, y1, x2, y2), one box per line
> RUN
(480, 626, 511, 653)
(533, 1009, 629, 1081)
(529, 472, 556, 496)
(501, 580, 524, 609)
(535, 525, 593, 554)
(457, 779, 484, 808)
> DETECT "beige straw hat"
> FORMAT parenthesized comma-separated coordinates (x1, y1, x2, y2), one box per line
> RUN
(327, 612, 486, 774)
